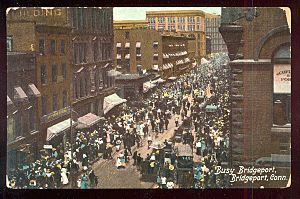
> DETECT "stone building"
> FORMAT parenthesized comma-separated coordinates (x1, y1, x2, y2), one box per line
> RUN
(220, 7, 291, 170)
(205, 13, 227, 54)
(146, 10, 206, 60)
(7, 52, 41, 170)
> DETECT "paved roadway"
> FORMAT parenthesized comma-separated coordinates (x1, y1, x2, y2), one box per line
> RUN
(79, 93, 203, 188)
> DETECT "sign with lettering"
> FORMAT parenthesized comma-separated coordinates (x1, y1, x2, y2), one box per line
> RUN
(274, 64, 291, 93)
(7, 8, 68, 26)
(41, 106, 70, 123)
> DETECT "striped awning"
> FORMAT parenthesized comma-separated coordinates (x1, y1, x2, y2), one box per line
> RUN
(7, 96, 13, 106)
(28, 84, 41, 97)
(14, 86, 28, 101)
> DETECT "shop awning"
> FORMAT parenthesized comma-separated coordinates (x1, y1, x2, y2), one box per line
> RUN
(153, 78, 166, 84)
(143, 81, 156, 93)
(168, 76, 177, 80)
(103, 93, 127, 114)
(125, 54, 130, 59)
(28, 83, 41, 97)
(46, 118, 77, 141)
(107, 69, 122, 77)
(205, 105, 218, 112)
(153, 53, 158, 57)
(117, 54, 121, 59)
(77, 113, 101, 128)
(116, 42, 121, 47)
(136, 42, 141, 48)
(125, 42, 130, 48)
(14, 86, 28, 101)
(7, 96, 13, 106)
(152, 64, 159, 71)
(201, 57, 209, 65)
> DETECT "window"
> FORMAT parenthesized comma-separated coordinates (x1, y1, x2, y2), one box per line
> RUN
(158, 17, 165, 23)
(39, 39, 45, 54)
(273, 94, 291, 125)
(7, 116, 14, 142)
(153, 41, 159, 48)
(125, 32, 129, 39)
(50, 40, 56, 54)
(188, 16, 195, 23)
(153, 54, 158, 61)
(63, 90, 68, 108)
(41, 64, 47, 84)
(61, 40, 65, 54)
(188, 25, 195, 31)
(7, 36, 13, 51)
(52, 64, 57, 82)
(29, 106, 36, 131)
(136, 48, 141, 55)
(14, 112, 22, 138)
(117, 47, 121, 54)
(117, 59, 121, 65)
(53, 94, 58, 112)
(61, 63, 67, 79)
(93, 42, 98, 62)
(42, 96, 47, 116)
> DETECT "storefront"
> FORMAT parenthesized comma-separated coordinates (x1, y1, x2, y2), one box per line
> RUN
(103, 93, 127, 115)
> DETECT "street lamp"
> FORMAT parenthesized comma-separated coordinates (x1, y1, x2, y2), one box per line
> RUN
(69, 107, 79, 188)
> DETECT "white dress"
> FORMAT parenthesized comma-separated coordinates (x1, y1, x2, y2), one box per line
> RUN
(61, 168, 69, 185)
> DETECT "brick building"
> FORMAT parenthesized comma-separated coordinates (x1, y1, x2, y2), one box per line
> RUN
(220, 7, 291, 172)
(7, 52, 41, 170)
(114, 29, 192, 78)
(146, 10, 206, 60)
(7, 8, 72, 146)
(69, 7, 116, 117)
(205, 13, 227, 54)
(114, 20, 148, 30)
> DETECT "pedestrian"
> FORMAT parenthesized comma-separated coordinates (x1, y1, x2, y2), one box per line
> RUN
(136, 154, 142, 171)
(133, 151, 138, 166)
(124, 149, 129, 163)
(147, 135, 152, 149)
(165, 118, 169, 130)
(175, 116, 179, 127)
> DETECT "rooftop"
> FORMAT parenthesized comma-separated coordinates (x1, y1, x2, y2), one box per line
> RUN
(146, 10, 205, 16)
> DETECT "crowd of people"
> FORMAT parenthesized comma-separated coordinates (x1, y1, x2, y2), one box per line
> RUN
(7, 53, 231, 189)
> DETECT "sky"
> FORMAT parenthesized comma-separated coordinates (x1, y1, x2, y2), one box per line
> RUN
(113, 7, 221, 20)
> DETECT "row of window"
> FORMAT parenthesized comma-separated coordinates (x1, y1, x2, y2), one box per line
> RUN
(149, 24, 201, 31)
(73, 69, 114, 100)
(39, 39, 65, 55)
(41, 63, 67, 85)
(73, 42, 112, 64)
(206, 27, 221, 33)
(148, 16, 202, 24)
(7, 105, 37, 142)
(41, 91, 68, 116)
(71, 8, 113, 34)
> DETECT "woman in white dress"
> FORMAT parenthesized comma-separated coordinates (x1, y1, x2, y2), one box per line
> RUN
(61, 167, 69, 185)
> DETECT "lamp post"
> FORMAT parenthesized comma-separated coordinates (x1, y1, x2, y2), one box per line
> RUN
(69, 107, 79, 188)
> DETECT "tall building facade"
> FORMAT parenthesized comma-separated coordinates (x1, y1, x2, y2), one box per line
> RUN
(7, 52, 41, 170)
(7, 8, 72, 146)
(146, 10, 206, 60)
(205, 13, 227, 54)
(69, 7, 116, 117)
(220, 7, 290, 185)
